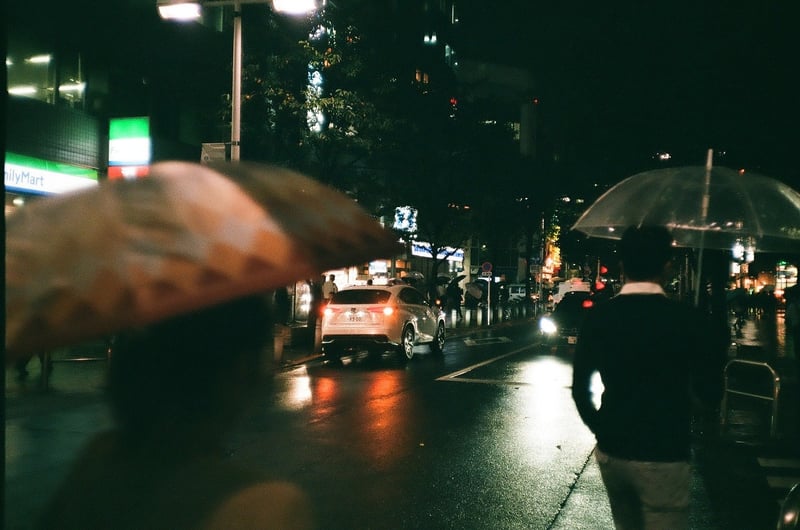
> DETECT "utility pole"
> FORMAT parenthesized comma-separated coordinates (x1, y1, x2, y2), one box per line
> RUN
(539, 213, 546, 314)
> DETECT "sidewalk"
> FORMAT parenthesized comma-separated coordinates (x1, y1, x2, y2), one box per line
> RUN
(558, 309, 800, 530)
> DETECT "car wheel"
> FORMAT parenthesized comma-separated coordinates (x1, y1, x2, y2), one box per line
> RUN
(397, 325, 415, 361)
(430, 322, 445, 355)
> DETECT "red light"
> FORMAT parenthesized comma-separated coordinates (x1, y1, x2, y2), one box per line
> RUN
(599, 265, 608, 275)
(368, 306, 394, 316)
(582, 300, 594, 309)
(594, 281, 605, 291)
(449, 97, 458, 106)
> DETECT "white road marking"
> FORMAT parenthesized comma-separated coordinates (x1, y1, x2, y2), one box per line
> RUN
(436, 344, 536, 381)
(440, 377, 534, 386)
(758, 458, 800, 468)
(463, 337, 512, 346)
(767, 476, 800, 490)
(757, 456, 800, 503)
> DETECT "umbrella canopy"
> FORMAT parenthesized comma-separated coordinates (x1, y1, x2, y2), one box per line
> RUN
(6, 161, 400, 358)
(466, 280, 487, 299)
(436, 274, 452, 285)
(449, 274, 467, 287)
(572, 166, 800, 253)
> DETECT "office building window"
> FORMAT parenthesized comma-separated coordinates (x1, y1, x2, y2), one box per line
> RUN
(7, 46, 85, 109)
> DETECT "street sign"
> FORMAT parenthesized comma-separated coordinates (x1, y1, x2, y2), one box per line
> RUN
(481, 271, 492, 277)
(201, 142, 227, 164)
(481, 262, 492, 273)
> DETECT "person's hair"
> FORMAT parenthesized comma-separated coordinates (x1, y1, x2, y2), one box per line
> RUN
(619, 225, 673, 281)
(108, 295, 271, 440)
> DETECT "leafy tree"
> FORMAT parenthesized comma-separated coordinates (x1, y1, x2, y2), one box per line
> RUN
(228, 6, 397, 212)
(230, 2, 532, 292)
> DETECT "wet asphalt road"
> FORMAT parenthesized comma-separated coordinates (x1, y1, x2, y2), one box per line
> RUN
(5, 317, 789, 529)
(232, 322, 603, 529)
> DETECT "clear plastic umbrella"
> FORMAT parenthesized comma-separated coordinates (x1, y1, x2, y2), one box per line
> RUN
(572, 150, 800, 303)
(572, 163, 800, 253)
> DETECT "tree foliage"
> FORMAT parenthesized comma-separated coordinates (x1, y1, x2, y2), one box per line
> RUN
(230, 4, 529, 283)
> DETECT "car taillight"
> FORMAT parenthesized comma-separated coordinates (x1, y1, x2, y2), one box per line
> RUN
(368, 306, 394, 316)
(582, 300, 594, 309)
(323, 307, 334, 317)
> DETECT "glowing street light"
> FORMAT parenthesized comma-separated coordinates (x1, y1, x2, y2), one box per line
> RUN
(157, 0, 319, 161)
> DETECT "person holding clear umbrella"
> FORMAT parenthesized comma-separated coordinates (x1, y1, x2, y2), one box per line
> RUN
(572, 225, 729, 530)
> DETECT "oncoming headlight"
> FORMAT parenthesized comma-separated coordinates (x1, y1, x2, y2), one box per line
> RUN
(539, 317, 557, 335)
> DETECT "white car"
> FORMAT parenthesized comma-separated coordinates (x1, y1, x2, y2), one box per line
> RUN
(321, 285, 446, 362)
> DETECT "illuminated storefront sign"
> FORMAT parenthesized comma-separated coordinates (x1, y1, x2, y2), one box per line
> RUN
(411, 241, 464, 261)
(369, 260, 388, 274)
(4, 152, 98, 195)
(108, 116, 151, 178)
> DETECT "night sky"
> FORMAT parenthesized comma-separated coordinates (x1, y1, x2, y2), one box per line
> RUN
(6, 1, 798, 193)
(457, 2, 800, 191)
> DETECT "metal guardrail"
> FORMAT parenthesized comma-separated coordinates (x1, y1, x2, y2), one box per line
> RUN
(38, 341, 113, 388)
(720, 358, 782, 438)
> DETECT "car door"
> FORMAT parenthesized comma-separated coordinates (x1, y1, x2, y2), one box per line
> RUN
(399, 287, 435, 342)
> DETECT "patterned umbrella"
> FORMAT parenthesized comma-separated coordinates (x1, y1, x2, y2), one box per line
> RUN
(6, 161, 400, 358)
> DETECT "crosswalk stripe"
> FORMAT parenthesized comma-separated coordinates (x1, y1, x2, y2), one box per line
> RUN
(756, 456, 800, 503)
(758, 458, 800, 468)
(767, 476, 800, 490)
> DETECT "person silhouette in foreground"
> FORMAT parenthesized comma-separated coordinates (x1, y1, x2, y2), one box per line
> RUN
(38, 295, 313, 530)
(572, 225, 728, 530)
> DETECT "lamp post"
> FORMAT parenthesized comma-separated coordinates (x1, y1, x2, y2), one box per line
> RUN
(158, 0, 318, 161)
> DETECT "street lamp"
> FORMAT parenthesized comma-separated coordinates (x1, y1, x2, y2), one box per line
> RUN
(157, 0, 319, 161)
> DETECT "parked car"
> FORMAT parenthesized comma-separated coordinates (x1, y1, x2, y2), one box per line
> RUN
(321, 285, 446, 362)
(538, 291, 595, 348)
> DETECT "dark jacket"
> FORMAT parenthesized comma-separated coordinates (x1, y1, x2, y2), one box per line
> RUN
(572, 291, 727, 461)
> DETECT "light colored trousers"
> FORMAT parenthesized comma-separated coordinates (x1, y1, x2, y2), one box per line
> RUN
(595, 447, 690, 530)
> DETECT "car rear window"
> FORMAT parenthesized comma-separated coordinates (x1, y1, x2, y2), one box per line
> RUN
(556, 292, 592, 312)
(331, 289, 391, 304)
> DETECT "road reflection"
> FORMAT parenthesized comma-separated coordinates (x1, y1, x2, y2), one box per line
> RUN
(273, 365, 313, 411)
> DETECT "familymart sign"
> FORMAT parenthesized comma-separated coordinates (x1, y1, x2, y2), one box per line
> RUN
(4, 153, 98, 195)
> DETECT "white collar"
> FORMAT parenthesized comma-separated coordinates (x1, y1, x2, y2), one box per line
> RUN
(618, 282, 666, 296)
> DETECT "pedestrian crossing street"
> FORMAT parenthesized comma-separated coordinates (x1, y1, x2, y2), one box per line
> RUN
(757, 455, 800, 506)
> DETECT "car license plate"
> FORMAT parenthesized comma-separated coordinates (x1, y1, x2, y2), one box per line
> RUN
(347, 313, 362, 322)
(567, 336, 578, 344)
